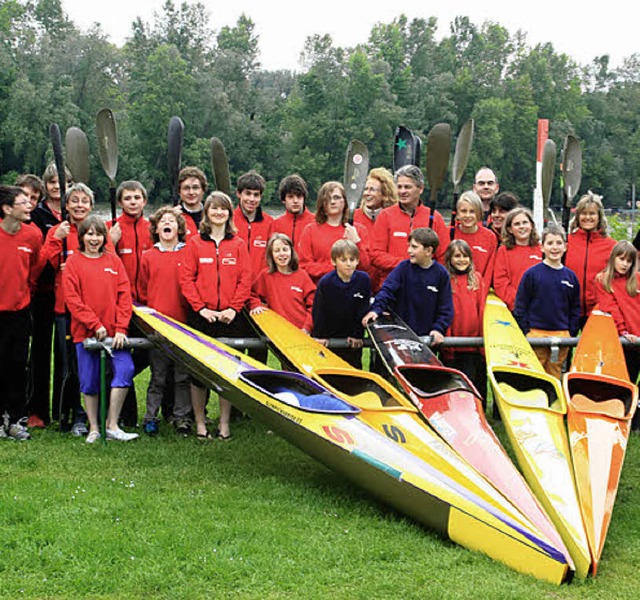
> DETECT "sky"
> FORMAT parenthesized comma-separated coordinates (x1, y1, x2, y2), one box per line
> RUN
(61, 0, 637, 71)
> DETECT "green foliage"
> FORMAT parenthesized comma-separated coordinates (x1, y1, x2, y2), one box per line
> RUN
(1, 1, 640, 209)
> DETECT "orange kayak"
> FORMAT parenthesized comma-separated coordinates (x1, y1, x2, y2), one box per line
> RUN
(563, 309, 639, 575)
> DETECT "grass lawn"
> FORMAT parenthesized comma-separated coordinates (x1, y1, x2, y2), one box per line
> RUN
(1, 360, 640, 599)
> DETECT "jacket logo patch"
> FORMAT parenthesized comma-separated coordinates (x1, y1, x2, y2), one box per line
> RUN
(561, 280, 574, 288)
(353, 292, 364, 298)
(254, 240, 267, 248)
(291, 286, 303, 293)
(221, 257, 237, 266)
(119, 248, 133, 254)
(17, 246, 33, 253)
(104, 268, 119, 275)
(200, 257, 214, 264)
(472, 245, 488, 253)
(393, 231, 408, 238)
(427, 285, 438, 293)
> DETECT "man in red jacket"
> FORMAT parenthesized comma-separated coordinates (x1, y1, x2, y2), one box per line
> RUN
(269, 174, 315, 249)
(0, 186, 43, 440)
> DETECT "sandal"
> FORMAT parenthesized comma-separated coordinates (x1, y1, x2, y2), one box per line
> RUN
(197, 431, 214, 440)
(215, 429, 233, 441)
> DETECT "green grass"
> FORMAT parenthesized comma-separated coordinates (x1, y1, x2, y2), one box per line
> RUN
(2, 367, 640, 598)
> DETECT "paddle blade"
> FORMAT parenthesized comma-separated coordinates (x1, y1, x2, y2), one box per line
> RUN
(393, 125, 415, 172)
(426, 123, 451, 202)
(168, 116, 184, 200)
(541, 139, 557, 213)
(452, 119, 474, 189)
(95, 109, 118, 183)
(344, 139, 369, 222)
(65, 126, 90, 184)
(210, 137, 231, 196)
(562, 135, 582, 204)
(412, 133, 423, 168)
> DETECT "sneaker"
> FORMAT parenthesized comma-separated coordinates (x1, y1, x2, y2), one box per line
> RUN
(8, 421, 32, 441)
(174, 417, 192, 436)
(71, 422, 88, 437)
(27, 415, 46, 429)
(106, 428, 139, 442)
(86, 431, 101, 444)
(143, 421, 159, 435)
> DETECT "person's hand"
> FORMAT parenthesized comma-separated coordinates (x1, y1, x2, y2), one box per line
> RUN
(623, 332, 638, 344)
(313, 338, 329, 347)
(362, 311, 378, 327)
(429, 330, 444, 346)
(218, 308, 236, 324)
(199, 308, 217, 323)
(347, 337, 364, 349)
(54, 221, 71, 240)
(95, 326, 108, 341)
(250, 306, 266, 316)
(112, 331, 127, 350)
(343, 223, 361, 244)
(109, 222, 123, 245)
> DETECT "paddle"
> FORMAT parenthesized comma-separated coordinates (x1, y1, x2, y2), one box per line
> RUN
(561, 135, 582, 231)
(425, 122, 451, 228)
(210, 136, 231, 195)
(541, 138, 557, 225)
(65, 127, 90, 184)
(343, 139, 369, 224)
(393, 125, 415, 172)
(95, 108, 118, 222)
(412, 132, 422, 168)
(449, 119, 474, 239)
(50, 123, 71, 431)
(168, 116, 184, 205)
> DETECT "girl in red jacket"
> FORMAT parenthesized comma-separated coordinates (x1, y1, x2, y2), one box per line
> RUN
(451, 191, 497, 283)
(62, 216, 137, 444)
(249, 233, 315, 333)
(441, 239, 488, 405)
(493, 207, 542, 310)
(565, 191, 616, 325)
(179, 192, 252, 440)
(298, 181, 370, 283)
(595, 241, 640, 388)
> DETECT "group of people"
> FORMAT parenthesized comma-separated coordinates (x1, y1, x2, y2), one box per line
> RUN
(1, 159, 639, 442)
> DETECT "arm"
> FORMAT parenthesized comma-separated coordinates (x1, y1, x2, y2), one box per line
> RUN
(492, 246, 518, 310)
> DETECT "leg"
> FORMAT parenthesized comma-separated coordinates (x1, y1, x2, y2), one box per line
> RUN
(218, 396, 232, 439)
(191, 383, 209, 437)
(83, 394, 99, 433)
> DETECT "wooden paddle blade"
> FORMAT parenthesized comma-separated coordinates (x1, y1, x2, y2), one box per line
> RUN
(344, 139, 369, 222)
(95, 109, 118, 183)
(393, 125, 415, 172)
(452, 119, 474, 190)
(541, 139, 557, 214)
(426, 123, 451, 202)
(210, 137, 231, 196)
(168, 116, 184, 201)
(562, 135, 582, 205)
(65, 127, 90, 183)
(412, 133, 423, 168)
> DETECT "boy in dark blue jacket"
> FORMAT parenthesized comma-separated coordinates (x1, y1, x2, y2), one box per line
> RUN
(362, 227, 453, 343)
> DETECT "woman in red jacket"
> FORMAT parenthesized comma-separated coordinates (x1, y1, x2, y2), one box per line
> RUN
(565, 192, 616, 325)
(493, 207, 542, 310)
(298, 181, 370, 283)
(179, 192, 252, 440)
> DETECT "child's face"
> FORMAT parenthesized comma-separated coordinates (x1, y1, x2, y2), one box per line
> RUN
(67, 192, 92, 223)
(450, 248, 471, 272)
(271, 238, 292, 271)
(324, 187, 345, 218)
(284, 193, 305, 215)
(490, 207, 509, 231)
(238, 188, 262, 215)
(119, 188, 147, 218)
(509, 213, 532, 244)
(206, 203, 230, 227)
(542, 233, 566, 262)
(20, 185, 41, 211)
(456, 200, 478, 229)
(408, 240, 433, 266)
(83, 226, 104, 256)
(157, 212, 179, 244)
(333, 254, 358, 280)
(614, 254, 634, 276)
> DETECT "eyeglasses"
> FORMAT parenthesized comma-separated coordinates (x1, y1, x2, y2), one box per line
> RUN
(475, 180, 496, 186)
(181, 184, 202, 192)
(329, 194, 345, 201)
(12, 200, 31, 207)
(364, 186, 381, 193)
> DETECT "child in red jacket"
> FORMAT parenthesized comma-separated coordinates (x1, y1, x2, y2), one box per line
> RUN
(249, 233, 315, 333)
(62, 216, 137, 444)
(441, 239, 488, 405)
(139, 207, 191, 435)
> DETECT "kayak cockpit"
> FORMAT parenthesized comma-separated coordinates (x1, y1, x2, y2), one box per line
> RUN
(492, 367, 564, 412)
(396, 364, 481, 400)
(239, 370, 360, 414)
(566, 373, 636, 419)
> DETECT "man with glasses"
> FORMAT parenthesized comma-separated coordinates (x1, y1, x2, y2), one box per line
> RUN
(473, 167, 500, 224)
(176, 167, 207, 240)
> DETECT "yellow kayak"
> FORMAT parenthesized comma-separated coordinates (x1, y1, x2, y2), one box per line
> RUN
(483, 293, 591, 578)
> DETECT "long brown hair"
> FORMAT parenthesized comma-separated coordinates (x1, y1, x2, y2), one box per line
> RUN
(569, 191, 608, 235)
(502, 207, 539, 249)
(443, 239, 480, 291)
(596, 241, 638, 296)
(315, 181, 347, 225)
(200, 192, 236, 237)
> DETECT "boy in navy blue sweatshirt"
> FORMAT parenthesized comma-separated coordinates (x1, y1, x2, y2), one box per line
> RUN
(514, 223, 580, 379)
(362, 227, 453, 343)
(312, 239, 371, 368)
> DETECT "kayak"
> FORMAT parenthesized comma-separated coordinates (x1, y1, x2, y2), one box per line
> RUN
(366, 311, 571, 565)
(483, 293, 591, 578)
(563, 309, 639, 575)
(133, 304, 572, 583)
